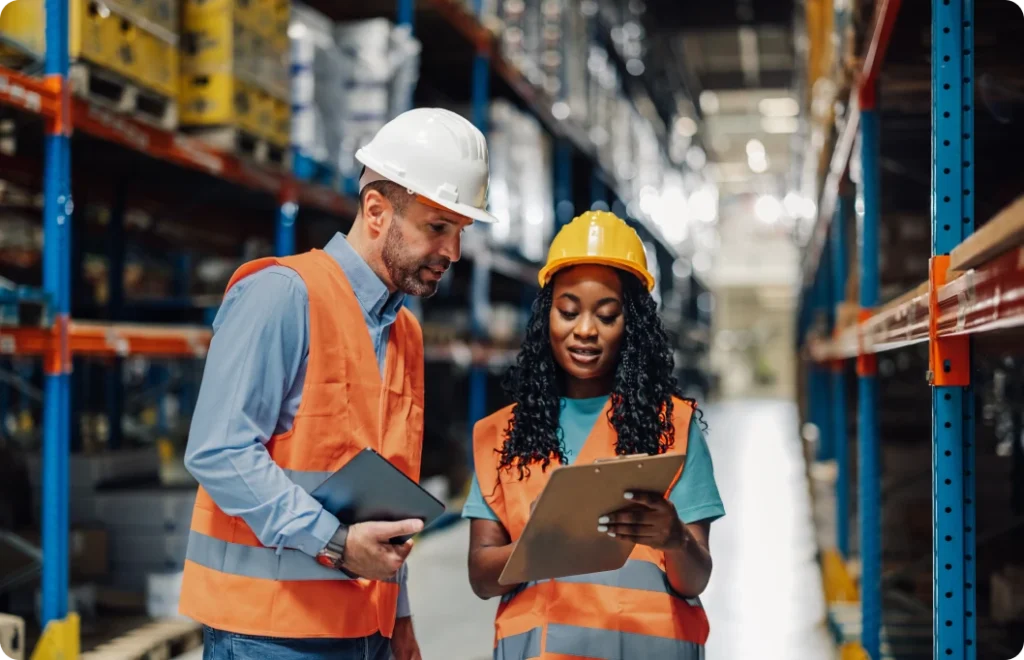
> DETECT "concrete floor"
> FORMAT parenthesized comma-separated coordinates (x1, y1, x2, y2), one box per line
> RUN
(408, 399, 836, 660)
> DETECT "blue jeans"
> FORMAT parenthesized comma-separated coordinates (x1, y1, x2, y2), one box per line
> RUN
(202, 626, 393, 660)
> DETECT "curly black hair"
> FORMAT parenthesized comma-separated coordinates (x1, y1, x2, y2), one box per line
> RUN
(497, 270, 704, 480)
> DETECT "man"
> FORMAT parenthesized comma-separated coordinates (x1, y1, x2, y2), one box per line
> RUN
(178, 107, 497, 660)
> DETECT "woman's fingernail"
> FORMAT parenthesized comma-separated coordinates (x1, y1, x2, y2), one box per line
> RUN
(597, 525, 608, 533)
(598, 516, 609, 524)
(607, 532, 616, 538)
(624, 492, 634, 500)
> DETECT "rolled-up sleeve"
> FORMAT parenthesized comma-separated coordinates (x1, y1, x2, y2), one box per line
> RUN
(184, 268, 340, 557)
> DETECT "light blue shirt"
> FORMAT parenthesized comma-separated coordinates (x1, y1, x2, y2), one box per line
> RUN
(461, 395, 725, 525)
(183, 233, 414, 618)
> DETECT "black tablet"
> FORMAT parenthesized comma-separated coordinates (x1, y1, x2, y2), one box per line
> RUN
(310, 447, 446, 544)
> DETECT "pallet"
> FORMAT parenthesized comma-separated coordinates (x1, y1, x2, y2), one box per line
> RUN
(80, 619, 202, 660)
(69, 62, 178, 131)
(292, 150, 338, 187)
(189, 127, 290, 170)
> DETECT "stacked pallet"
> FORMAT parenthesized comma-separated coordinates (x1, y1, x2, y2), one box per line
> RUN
(0, 0, 180, 128)
(180, 0, 291, 167)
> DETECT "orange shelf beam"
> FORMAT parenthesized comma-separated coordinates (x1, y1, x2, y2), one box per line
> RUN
(0, 321, 211, 359)
(0, 66, 354, 217)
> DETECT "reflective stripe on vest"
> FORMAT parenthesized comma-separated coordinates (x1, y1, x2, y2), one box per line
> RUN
(501, 559, 701, 607)
(185, 531, 400, 583)
(495, 628, 542, 660)
(545, 624, 705, 660)
(493, 624, 705, 660)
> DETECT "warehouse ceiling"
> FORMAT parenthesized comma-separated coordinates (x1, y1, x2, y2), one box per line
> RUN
(639, 0, 801, 287)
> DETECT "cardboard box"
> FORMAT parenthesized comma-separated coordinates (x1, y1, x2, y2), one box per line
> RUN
(0, 613, 25, 660)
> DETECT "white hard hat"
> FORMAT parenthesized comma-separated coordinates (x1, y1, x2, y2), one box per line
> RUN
(355, 108, 497, 224)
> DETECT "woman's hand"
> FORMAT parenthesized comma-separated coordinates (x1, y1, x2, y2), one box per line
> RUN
(597, 490, 685, 551)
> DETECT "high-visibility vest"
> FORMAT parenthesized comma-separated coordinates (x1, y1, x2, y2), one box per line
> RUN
(178, 249, 425, 639)
(472, 397, 710, 659)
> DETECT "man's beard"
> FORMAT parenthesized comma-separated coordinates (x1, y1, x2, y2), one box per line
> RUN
(381, 219, 450, 297)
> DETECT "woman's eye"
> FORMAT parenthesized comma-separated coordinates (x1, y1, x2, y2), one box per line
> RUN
(558, 310, 578, 320)
(598, 315, 619, 325)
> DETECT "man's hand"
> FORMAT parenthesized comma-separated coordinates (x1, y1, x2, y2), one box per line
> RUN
(597, 491, 686, 552)
(340, 519, 424, 581)
(390, 616, 422, 660)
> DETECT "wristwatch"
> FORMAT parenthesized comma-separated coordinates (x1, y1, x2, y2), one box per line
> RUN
(315, 524, 349, 571)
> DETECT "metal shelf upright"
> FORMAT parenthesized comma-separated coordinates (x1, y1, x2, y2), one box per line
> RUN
(800, 0, 983, 657)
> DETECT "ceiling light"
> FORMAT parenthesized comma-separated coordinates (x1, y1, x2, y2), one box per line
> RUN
(699, 90, 719, 115)
(758, 97, 799, 117)
(626, 59, 645, 76)
(754, 195, 782, 224)
(675, 116, 697, 137)
(783, 192, 803, 217)
(747, 154, 769, 173)
(689, 186, 717, 224)
(745, 139, 765, 159)
(551, 101, 570, 120)
(761, 116, 799, 134)
(685, 146, 706, 170)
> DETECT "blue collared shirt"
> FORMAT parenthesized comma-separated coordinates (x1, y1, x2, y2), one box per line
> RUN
(184, 233, 412, 617)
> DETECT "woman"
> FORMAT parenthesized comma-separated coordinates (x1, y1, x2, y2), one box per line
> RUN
(462, 211, 725, 659)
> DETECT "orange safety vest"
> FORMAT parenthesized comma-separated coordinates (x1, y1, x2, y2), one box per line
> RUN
(473, 397, 710, 659)
(178, 249, 425, 639)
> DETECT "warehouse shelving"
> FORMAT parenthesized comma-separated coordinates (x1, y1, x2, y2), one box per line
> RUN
(796, 0, 1009, 657)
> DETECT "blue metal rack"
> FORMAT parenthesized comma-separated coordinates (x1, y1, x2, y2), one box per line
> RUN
(801, 0, 979, 657)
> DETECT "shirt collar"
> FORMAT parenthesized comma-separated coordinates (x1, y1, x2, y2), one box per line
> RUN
(324, 233, 406, 323)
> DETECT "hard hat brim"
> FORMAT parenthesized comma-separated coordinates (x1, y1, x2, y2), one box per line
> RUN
(355, 147, 498, 224)
(539, 256, 656, 292)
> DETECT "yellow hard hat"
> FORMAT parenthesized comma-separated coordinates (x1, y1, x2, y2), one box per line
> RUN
(538, 211, 655, 291)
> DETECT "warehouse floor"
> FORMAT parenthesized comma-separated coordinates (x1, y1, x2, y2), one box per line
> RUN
(176, 400, 834, 660)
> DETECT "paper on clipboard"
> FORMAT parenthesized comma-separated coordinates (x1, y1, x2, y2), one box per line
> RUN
(498, 452, 686, 585)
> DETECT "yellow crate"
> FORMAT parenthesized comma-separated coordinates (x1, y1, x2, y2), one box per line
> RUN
(269, 96, 289, 147)
(0, 0, 45, 60)
(135, 26, 178, 96)
(76, 0, 133, 77)
(182, 8, 234, 73)
(180, 73, 274, 140)
(180, 71, 232, 125)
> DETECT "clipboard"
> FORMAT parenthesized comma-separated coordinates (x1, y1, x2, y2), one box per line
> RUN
(497, 452, 686, 585)
(309, 448, 446, 544)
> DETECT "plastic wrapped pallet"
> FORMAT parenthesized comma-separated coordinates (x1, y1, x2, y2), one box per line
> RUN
(289, 3, 342, 167)
(333, 19, 421, 186)
(486, 100, 553, 263)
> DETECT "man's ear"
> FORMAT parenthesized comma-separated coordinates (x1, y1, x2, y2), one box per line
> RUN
(361, 189, 391, 237)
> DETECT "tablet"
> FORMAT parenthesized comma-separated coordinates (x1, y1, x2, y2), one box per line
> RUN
(498, 452, 686, 585)
(310, 447, 446, 544)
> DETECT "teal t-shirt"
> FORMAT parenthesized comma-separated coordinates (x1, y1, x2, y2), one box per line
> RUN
(461, 396, 725, 525)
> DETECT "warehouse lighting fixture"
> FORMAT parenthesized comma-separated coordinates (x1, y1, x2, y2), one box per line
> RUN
(783, 191, 817, 220)
(761, 116, 799, 134)
(754, 195, 782, 224)
(672, 257, 692, 280)
(551, 101, 570, 120)
(639, 185, 659, 216)
(675, 116, 698, 137)
(746, 140, 768, 173)
(689, 186, 717, 224)
(758, 97, 799, 117)
(699, 91, 720, 114)
(626, 59, 646, 76)
(685, 146, 707, 170)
